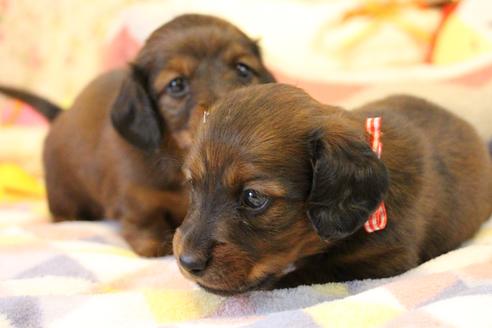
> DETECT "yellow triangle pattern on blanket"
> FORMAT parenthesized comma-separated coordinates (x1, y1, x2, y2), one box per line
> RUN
(305, 300, 402, 328)
(144, 289, 223, 324)
(312, 283, 350, 297)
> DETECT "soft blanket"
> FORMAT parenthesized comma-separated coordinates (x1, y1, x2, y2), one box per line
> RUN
(1, 200, 491, 328)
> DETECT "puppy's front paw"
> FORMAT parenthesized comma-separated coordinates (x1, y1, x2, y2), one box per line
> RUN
(123, 232, 173, 257)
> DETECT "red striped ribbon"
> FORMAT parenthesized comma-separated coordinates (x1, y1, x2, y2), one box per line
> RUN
(364, 117, 387, 233)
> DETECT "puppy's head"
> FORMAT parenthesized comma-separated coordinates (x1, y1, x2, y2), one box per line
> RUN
(111, 14, 275, 151)
(173, 84, 388, 295)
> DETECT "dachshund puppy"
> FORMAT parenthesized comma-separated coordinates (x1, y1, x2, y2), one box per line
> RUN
(0, 14, 274, 256)
(174, 83, 492, 295)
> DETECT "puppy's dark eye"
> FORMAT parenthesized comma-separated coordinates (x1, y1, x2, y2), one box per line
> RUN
(235, 63, 254, 82)
(241, 189, 270, 211)
(166, 77, 189, 98)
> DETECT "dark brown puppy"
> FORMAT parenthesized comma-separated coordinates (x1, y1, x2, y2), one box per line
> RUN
(174, 83, 492, 295)
(0, 14, 274, 256)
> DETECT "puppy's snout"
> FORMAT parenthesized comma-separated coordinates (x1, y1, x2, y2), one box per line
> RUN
(174, 224, 215, 277)
(179, 253, 210, 276)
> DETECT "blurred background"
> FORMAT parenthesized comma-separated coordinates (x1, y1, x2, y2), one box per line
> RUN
(0, 0, 491, 206)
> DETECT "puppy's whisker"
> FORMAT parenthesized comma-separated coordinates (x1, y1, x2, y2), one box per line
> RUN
(203, 110, 209, 123)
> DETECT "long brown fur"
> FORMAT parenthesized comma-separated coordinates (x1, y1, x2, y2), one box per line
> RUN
(174, 83, 492, 295)
(0, 14, 274, 257)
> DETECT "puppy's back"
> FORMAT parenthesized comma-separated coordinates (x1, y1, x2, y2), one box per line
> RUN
(43, 70, 126, 217)
(354, 95, 492, 261)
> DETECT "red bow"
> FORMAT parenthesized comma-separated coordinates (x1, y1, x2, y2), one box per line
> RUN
(364, 117, 387, 233)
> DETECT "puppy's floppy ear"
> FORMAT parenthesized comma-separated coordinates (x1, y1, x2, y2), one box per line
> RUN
(111, 65, 163, 150)
(306, 127, 389, 241)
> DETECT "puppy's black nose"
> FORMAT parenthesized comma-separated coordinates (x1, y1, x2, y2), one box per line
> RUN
(179, 254, 209, 275)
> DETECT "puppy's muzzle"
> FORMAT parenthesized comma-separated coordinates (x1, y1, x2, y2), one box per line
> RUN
(178, 253, 210, 276)
(174, 228, 214, 277)
(172, 104, 209, 149)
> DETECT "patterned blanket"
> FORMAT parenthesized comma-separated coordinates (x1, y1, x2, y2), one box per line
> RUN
(1, 200, 491, 328)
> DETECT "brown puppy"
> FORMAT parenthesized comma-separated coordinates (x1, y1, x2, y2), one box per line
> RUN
(174, 83, 492, 295)
(0, 14, 274, 256)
